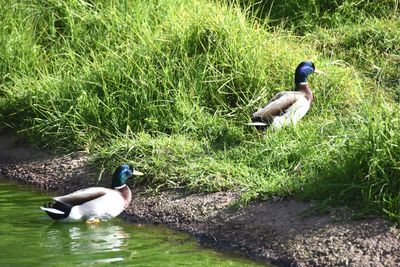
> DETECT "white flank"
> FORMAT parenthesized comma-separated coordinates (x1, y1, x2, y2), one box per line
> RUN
(66, 190, 125, 221)
(272, 97, 310, 129)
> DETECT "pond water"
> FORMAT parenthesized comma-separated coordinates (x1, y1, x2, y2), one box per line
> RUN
(0, 177, 268, 267)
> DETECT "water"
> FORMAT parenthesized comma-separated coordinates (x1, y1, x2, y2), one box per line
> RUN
(0, 177, 267, 267)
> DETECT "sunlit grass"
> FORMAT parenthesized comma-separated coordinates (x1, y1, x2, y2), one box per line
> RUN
(0, 0, 399, 221)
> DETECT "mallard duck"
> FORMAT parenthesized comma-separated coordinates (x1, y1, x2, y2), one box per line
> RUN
(249, 61, 324, 130)
(40, 164, 143, 223)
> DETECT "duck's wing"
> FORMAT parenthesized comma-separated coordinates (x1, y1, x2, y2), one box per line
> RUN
(272, 95, 311, 129)
(252, 91, 303, 121)
(53, 187, 110, 206)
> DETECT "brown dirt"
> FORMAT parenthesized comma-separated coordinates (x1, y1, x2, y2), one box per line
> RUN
(0, 135, 399, 267)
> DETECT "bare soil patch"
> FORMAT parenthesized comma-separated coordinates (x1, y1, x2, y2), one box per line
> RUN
(0, 135, 399, 266)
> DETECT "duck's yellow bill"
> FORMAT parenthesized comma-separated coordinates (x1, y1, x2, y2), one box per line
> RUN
(133, 170, 144, 176)
(314, 69, 325, 75)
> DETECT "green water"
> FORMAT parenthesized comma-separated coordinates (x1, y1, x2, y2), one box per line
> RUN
(0, 177, 267, 267)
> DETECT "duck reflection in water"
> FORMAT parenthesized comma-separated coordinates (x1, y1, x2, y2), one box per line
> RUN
(68, 224, 129, 252)
(44, 222, 130, 261)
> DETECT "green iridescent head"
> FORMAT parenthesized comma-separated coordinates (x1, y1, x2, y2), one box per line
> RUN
(111, 164, 143, 188)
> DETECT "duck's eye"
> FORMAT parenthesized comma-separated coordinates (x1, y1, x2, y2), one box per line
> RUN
(120, 170, 129, 179)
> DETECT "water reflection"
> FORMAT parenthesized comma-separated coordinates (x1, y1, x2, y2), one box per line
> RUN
(44, 222, 130, 263)
(69, 224, 129, 252)
(0, 177, 266, 267)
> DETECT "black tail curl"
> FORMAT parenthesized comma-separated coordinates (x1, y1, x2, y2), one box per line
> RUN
(42, 201, 72, 220)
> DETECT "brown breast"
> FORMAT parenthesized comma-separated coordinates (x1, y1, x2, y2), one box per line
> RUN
(118, 185, 132, 209)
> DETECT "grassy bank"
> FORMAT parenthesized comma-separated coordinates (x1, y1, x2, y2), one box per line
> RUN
(1, 0, 399, 220)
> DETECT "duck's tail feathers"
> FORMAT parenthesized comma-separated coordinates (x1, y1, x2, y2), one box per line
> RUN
(247, 121, 269, 130)
(41, 201, 72, 220)
(247, 122, 267, 126)
(40, 206, 65, 215)
(249, 114, 271, 130)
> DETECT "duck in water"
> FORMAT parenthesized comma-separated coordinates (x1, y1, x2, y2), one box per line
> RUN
(41, 164, 143, 223)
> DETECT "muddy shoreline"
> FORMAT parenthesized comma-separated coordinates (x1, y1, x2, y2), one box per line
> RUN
(0, 135, 399, 266)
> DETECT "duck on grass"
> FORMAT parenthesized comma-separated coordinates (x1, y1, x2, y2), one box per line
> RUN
(249, 61, 324, 130)
(40, 164, 143, 224)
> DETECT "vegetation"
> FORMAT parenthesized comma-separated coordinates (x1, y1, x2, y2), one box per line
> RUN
(1, 0, 399, 220)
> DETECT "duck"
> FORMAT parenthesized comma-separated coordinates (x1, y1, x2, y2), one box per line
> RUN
(249, 61, 324, 130)
(40, 164, 143, 223)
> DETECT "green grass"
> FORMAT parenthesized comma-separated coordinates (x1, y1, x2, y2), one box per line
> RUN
(1, 0, 400, 221)
(308, 19, 400, 98)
